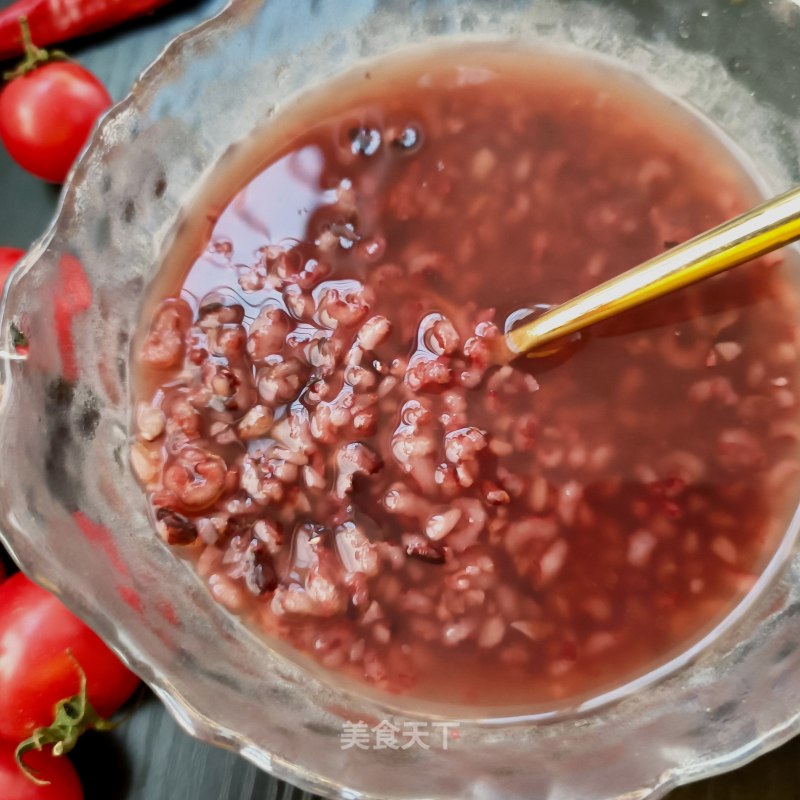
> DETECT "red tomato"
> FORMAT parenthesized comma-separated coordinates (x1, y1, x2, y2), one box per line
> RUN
(0, 574, 140, 742)
(0, 62, 111, 183)
(0, 745, 82, 800)
(54, 254, 92, 382)
(0, 246, 24, 289)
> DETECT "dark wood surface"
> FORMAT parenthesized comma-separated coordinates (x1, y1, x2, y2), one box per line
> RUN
(0, 1, 797, 796)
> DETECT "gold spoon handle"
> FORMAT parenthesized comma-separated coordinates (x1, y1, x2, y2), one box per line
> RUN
(506, 184, 800, 356)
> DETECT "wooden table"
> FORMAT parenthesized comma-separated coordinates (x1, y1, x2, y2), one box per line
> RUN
(0, 1, 796, 796)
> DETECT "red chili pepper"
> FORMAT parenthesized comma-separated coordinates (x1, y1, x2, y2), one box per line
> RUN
(0, 0, 173, 60)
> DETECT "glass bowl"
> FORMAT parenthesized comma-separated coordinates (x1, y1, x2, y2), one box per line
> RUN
(3, 1, 800, 798)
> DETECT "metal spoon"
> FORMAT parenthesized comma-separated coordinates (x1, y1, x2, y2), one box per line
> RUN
(504, 184, 800, 359)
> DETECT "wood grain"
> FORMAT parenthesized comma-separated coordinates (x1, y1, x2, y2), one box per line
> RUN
(0, 0, 796, 796)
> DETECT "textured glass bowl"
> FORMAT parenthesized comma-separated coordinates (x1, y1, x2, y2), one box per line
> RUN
(3, 1, 800, 798)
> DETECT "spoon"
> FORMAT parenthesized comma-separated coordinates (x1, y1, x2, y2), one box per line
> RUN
(504, 184, 800, 359)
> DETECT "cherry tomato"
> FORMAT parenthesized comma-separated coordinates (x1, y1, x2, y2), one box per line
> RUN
(0, 574, 140, 741)
(0, 246, 24, 289)
(54, 254, 92, 382)
(0, 249, 91, 377)
(0, 745, 82, 800)
(0, 61, 111, 183)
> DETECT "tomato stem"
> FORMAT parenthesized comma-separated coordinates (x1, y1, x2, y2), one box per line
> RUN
(18, 16, 39, 59)
(3, 17, 69, 82)
(15, 652, 115, 785)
